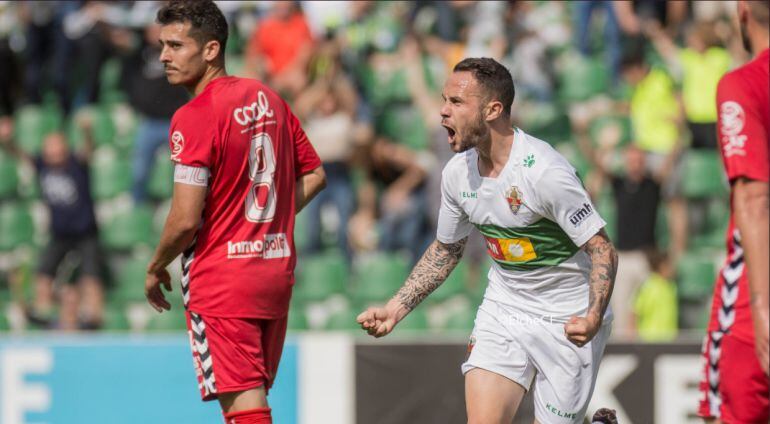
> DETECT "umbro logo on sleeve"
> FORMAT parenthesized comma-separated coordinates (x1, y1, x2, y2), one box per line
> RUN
(568, 203, 594, 227)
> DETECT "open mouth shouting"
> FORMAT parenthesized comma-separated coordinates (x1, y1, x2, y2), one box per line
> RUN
(442, 123, 457, 143)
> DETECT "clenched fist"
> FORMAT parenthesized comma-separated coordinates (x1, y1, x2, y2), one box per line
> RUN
(357, 300, 409, 338)
(564, 314, 602, 347)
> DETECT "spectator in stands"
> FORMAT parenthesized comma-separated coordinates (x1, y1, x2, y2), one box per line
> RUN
(108, 23, 188, 204)
(574, 0, 622, 88)
(349, 135, 431, 264)
(619, 48, 688, 262)
(19, 1, 77, 115)
(633, 249, 678, 341)
(613, 0, 688, 39)
(0, 2, 19, 118)
(244, 1, 314, 98)
(574, 111, 681, 338)
(645, 20, 731, 150)
(0, 115, 104, 330)
(401, 35, 487, 280)
(293, 40, 360, 262)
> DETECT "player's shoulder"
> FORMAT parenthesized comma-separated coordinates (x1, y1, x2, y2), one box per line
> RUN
(717, 66, 746, 95)
(718, 52, 768, 96)
(515, 129, 573, 180)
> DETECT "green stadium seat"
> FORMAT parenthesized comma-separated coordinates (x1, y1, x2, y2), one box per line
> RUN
(557, 53, 609, 103)
(91, 152, 132, 200)
(68, 106, 116, 148)
(692, 199, 730, 250)
(395, 306, 429, 331)
(352, 252, 410, 303)
(101, 206, 156, 251)
(294, 210, 310, 252)
(0, 152, 19, 198)
(146, 308, 187, 331)
(0, 202, 35, 250)
(677, 252, 717, 301)
(103, 302, 130, 331)
(99, 59, 126, 105)
(681, 151, 728, 198)
(294, 251, 348, 302)
(147, 154, 174, 200)
(325, 306, 362, 331)
(92, 106, 116, 147)
(113, 254, 152, 304)
(14, 105, 63, 154)
(287, 307, 309, 331)
(0, 307, 8, 331)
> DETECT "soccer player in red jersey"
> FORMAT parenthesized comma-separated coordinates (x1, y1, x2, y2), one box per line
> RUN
(699, 2, 769, 423)
(144, 1, 325, 423)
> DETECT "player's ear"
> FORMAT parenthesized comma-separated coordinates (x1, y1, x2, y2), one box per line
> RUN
(202, 39, 221, 62)
(484, 100, 504, 122)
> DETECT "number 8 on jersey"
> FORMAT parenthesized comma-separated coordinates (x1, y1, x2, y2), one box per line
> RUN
(246, 132, 276, 222)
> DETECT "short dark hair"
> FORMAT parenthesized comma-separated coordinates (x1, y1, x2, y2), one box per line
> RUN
(157, 0, 228, 57)
(453, 58, 515, 117)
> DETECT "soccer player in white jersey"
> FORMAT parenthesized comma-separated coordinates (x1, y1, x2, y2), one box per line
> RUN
(358, 57, 619, 424)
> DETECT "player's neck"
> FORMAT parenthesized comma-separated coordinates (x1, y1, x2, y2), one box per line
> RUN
(750, 36, 769, 57)
(191, 66, 229, 97)
(476, 125, 515, 177)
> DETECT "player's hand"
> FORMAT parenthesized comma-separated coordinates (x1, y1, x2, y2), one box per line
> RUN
(145, 268, 172, 313)
(357, 304, 400, 338)
(564, 314, 601, 348)
(751, 304, 770, 375)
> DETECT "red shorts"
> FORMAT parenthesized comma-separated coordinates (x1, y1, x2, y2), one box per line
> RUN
(185, 311, 288, 401)
(698, 330, 770, 423)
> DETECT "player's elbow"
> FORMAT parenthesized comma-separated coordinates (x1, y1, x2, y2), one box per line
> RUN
(169, 213, 200, 236)
(310, 166, 327, 193)
(734, 180, 770, 225)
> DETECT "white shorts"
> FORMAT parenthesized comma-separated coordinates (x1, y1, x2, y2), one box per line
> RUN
(461, 299, 611, 424)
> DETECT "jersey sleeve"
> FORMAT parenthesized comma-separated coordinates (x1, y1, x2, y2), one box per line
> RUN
(168, 108, 215, 169)
(716, 73, 769, 183)
(436, 168, 473, 244)
(531, 165, 606, 247)
(288, 108, 322, 176)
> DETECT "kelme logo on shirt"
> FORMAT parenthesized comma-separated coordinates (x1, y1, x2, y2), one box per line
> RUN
(568, 202, 594, 227)
(505, 186, 523, 214)
(233, 91, 274, 126)
(170, 131, 184, 161)
(226, 233, 290, 259)
(461, 191, 477, 199)
(545, 403, 577, 419)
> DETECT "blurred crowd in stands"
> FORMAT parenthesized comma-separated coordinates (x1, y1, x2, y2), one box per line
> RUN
(0, 1, 747, 339)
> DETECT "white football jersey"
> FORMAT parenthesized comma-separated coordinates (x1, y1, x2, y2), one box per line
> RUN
(437, 128, 608, 322)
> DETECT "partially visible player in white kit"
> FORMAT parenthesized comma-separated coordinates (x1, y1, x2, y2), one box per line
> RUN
(358, 58, 619, 424)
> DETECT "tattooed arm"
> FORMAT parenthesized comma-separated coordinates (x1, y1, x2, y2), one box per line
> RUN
(357, 237, 468, 337)
(564, 229, 618, 347)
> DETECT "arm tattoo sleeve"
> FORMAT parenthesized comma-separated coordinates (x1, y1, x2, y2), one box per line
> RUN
(583, 229, 618, 319)
(394, 237, 468, 311)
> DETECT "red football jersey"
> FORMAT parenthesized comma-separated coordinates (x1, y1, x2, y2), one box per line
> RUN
(709, 48, 769, 344)
(169, 76, 321, 319)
